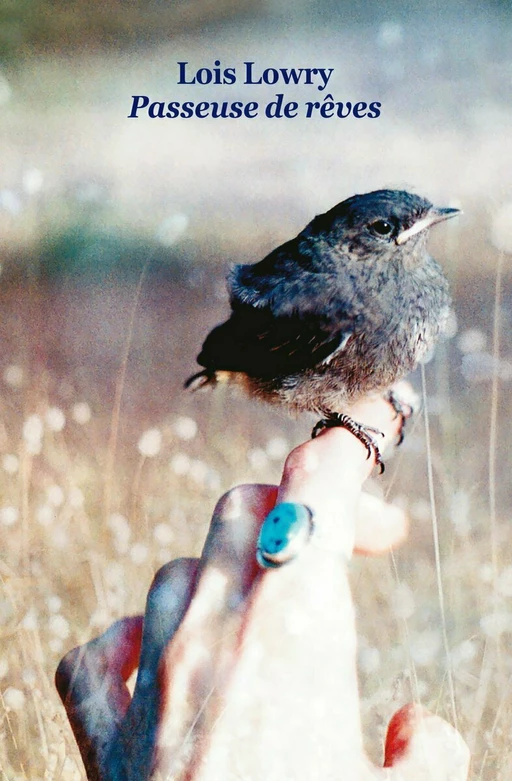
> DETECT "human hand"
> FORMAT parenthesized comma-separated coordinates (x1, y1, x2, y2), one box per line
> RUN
(56, 393, 470, 780)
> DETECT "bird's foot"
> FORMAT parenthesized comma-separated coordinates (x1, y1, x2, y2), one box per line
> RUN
(384, 389, 414, 446)
(311, 412, 386, 474)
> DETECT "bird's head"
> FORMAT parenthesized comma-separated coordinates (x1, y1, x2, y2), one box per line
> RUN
(307, 189, 461, 268)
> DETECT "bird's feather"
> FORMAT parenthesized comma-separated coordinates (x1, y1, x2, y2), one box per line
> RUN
(197, 301, 352, 379)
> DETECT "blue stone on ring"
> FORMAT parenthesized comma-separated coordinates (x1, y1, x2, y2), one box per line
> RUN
(256, 503, 314, 568)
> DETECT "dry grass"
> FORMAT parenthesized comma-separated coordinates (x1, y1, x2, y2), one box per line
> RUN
(2, 14, 512, 777)
(0, 243, 511, 779)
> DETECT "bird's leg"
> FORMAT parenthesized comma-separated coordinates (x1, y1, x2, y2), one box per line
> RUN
(384, 389, 414, 446)
(312, 412, 385, 474)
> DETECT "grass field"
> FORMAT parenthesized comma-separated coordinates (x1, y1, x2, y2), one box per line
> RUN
(1, 237, 511, 779)
(2, 7, 512, 778)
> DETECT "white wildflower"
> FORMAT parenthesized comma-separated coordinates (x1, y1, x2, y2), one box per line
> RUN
(36, 505, 55, 526)
(107, 513, 131, 554)
(22, 168, 44, 195)
(89, 608, 110, 628)
(68, 487, 85, 508)
(22, 669, 37, 686)
(153, 523, 174, 546)
(170, 453, 190, 475)
(104, 563, 124, 592)
(130, 543, 149, 565)
(390, 582, 416, 620)
(206, 470, 221, 492)
(0, 190, 21, 215)
(47, 484, 65, 507)
(47, 596, 62, 614)
(137, 428, 162, 457)
(49, 614, 70, 640)
(2, 454, 18, 474)
(359, 646, 381, 674)
(3, 364, 23, 387)
(479, 564, 494, 583)
(461, 353, 512, 383)
(72, 402, 91, 424)
(45, 406, 66, 432)
(451, 639, 477, 666)
(3, 687, 25, 711)
(0, 506, 18, 526)
(449, 490, 471, 536)
(480, 612, 512, 639)
(457, 328, 486, 354)
(157, 548, 172, 564)
(498, 567, 512, 597)
(173, 416, 197, 441)
(22, 608, 38, 631)
(410, 629, 442, 666)
(23, 414, 43, 453)
(156, 213, 189, 246)
(265, 436, 288, 460)
(189, 459, 208, 485)
(248, 448, 268, 470)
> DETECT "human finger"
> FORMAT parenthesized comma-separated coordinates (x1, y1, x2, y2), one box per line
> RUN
(55, 615, 143, 779)
(382, 703, 470, 780)
(262, 393, 403, 563)
(106, 558, 199, 779)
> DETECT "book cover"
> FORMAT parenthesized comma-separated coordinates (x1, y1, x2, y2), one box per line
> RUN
(1, 2, 510, 778)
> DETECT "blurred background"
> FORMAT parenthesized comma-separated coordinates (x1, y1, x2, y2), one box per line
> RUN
(1, 0, 512, 778)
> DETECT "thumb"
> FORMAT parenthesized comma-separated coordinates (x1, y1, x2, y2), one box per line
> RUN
(383, 703, 470, 780)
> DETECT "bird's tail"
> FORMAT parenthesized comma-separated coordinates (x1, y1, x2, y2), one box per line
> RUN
(184, 370, 214, 391)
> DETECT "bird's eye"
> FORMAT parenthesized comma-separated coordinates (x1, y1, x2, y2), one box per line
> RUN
(369, 219, 394, 237)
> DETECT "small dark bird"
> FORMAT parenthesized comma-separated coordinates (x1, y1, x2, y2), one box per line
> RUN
(186, 189, 460, 470)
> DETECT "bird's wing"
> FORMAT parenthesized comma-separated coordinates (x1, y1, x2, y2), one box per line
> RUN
(197, 302, 352, 379)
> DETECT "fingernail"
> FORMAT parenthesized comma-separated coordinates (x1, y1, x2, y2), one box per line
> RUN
(256, 503, 314, 569)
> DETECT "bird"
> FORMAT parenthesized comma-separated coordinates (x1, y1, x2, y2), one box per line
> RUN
(185, 189, 460, 471)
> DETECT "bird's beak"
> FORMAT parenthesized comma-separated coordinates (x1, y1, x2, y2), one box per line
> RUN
(396, 206, 462, 245)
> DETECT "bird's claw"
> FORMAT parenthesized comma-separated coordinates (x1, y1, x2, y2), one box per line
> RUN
(384, 390, 414, 447)
(312, 413, 386, 474)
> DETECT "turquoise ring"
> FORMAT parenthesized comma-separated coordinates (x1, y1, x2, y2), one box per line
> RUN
(256, 503, 315, 568)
